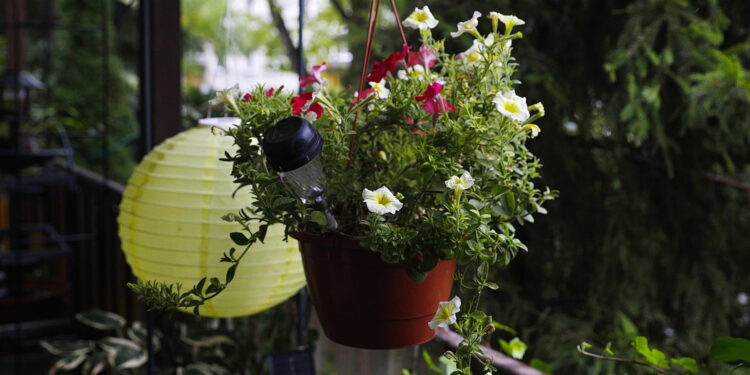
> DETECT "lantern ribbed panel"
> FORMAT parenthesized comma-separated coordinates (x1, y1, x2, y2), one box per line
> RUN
(118, 126, 305, 317)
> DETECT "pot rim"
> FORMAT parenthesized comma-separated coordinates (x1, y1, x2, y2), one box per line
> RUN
(291, 230, 366, 250)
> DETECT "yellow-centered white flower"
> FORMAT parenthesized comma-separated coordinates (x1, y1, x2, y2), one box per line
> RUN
(445, 171, 475, 191)
(451, 11, 481, 38)
(461, 34, 495, 67)
(369, 79, 390, 99)
(397, 65, 427, 80)
(403, 6, 439, 30)
(428, 296, 461, 329)
(497, 13, 525, 34)
(493, 90, 530, 122)
(362, 186, 403, 215)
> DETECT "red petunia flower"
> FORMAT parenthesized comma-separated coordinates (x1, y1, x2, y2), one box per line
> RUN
(291, 92, 314, 115)
(306, 102, 324, 119)
(241, 93, 253, 102)
(291, 92, 324, 120)
(265, 87, 275, 97)
(366, 45, 411, 82)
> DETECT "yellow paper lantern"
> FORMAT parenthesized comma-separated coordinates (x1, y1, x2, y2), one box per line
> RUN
(118, 118, 306, 317)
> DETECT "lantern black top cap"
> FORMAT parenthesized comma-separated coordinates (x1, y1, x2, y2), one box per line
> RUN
(262, 116, 323, 172)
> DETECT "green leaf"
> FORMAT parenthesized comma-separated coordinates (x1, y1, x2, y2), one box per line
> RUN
(40, 340, 92, 357)
(604, 342, 615, 356)
(633, 336, 652, 360)
(529, 358, 552, 374)
(109, 348, 147, 370)
(99, 337, 147, 370)
(491, 321, 516, 335)
(650, 349, 670, 369)
(99, 337, 140, 352)
(503, 192, 516, 214)
(181, 331, 235, 347)
(709, 336, 750, 363)
(485, 281, 499, 290)
(185, 362, 230, 375)
(499, 337, 527, 360)
(273, 196, 296, 207)
(310, 211, 328, 226)
(671, 357, 698, 373)
(617, 312, 638, 337)
(195, 277, 207, 294)
(633, 337, 669, 369)
(75, 309, 126, 330)
(230, 232, 250, 245)
(50, 354, 87, 373)
(422, 349, 443, 374)
(127, 321, 160, 351)
(84, 351, 108, 375)
(401, 370, 411, 375)
(226, 264, 238, 283)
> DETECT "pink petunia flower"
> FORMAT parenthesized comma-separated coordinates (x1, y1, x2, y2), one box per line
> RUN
(408, 45, 437, 69)
(416, 81, 457, 119)
(299, 62, 327, 88)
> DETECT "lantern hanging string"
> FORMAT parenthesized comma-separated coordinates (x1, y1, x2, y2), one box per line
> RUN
(347, 0, 406, 162)
(207, 0, 239, 119)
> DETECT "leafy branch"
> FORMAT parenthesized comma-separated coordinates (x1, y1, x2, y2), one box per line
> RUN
(128, 217, 271, 315)
(577, 337, 698, 374)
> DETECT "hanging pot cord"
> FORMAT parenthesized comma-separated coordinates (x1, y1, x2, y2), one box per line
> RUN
(347, 0, 407, 161)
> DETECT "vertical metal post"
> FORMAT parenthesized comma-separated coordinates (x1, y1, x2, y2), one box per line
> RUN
(295, 0, 309, 350)
(297, 0, 305, 80)
(5, 1, 26, 373)
(139, 0, 153, 153)
(138, 1, 155, 374)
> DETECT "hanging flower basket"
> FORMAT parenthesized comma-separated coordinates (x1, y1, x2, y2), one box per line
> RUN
(293, 231, 456, 349)
(132, 2, 555, 371)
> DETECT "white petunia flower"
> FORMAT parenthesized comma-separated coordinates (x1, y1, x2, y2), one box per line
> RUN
(522, 123, 541, 138)
(209, 84, 241, 113)
(369, 79, 390, 99)
(461, 34, 495, 67)
(529, 102, 545, 115)
(362, 186, 403, 215)
(451, 11, 482, 38)
(428, 296, 461, 329)
(398, 65, 429, 80)
(303, 110, 319, 123)
(445, 171, 475, 191)
(493, 90, 530, 122)
(497, 13, 525, 34)
(487, 11, 502, 33)
(487, 11, 503, 21)
(403, 6, 439, 30)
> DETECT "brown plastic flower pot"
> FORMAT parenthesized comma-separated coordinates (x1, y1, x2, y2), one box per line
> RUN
(293, 232, 456, 349)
